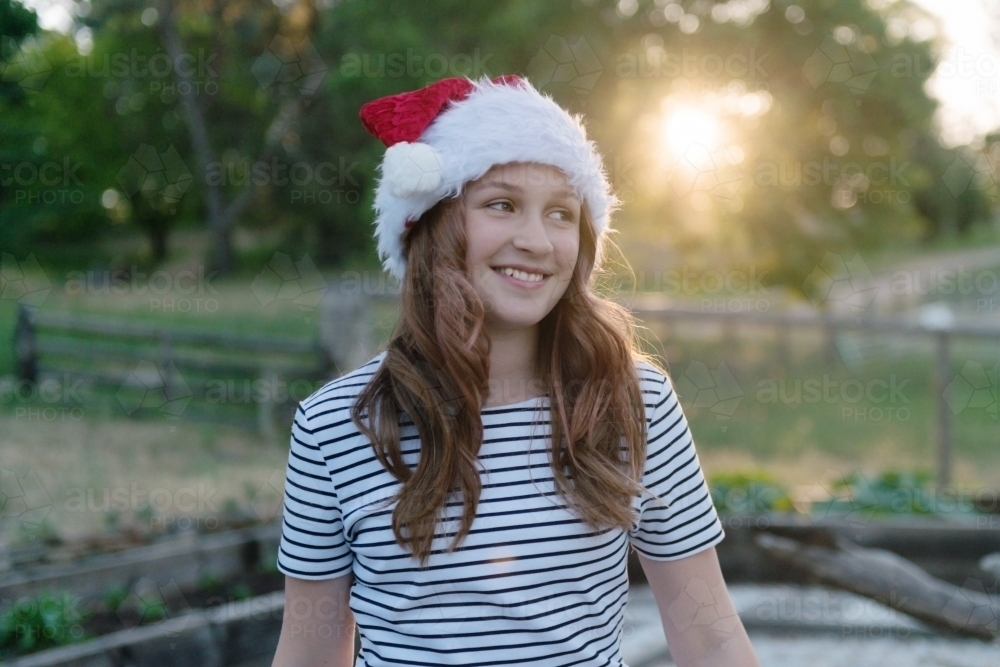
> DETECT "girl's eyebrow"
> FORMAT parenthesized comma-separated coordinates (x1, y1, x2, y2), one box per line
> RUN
(474, 180, 579, 201)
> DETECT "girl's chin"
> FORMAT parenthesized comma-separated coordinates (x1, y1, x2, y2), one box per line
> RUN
(483, 310, 549, 332)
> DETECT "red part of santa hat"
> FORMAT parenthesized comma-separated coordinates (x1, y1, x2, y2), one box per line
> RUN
(360, 75, 523, 147)
(358, 75, 618, 281)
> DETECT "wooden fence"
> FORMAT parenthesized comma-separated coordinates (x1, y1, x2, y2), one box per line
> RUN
(14, 292, 1000, 483)
(624, 295, 1000, 489)
(14, 305, 333, 436)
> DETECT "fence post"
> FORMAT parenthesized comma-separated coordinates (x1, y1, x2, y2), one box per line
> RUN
(721, 315, 738, 355)
(257, 368, 278, 440)
(934, 330, 953, 489)
(776, 320, 791, 368)
(159, 333, 174, 397)
(320, 286, 372, 374)
(822, 316, 838, 366)
(14, 305, 38, 383)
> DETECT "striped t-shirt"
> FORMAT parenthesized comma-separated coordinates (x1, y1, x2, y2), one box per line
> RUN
(278, 351, 725, 667)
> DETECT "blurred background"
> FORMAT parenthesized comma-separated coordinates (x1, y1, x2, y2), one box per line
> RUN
(1, 0, 999, 665)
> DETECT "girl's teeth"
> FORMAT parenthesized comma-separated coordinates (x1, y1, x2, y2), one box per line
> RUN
(497, 267, 543, 282)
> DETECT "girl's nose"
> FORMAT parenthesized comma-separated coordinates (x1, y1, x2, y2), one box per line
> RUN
(512, 209, 554, 255)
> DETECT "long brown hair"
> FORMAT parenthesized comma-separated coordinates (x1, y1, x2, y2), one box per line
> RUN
(351, 189, 667, 567)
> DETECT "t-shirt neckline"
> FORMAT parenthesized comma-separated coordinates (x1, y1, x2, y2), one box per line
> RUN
(481, 394, 547, 412)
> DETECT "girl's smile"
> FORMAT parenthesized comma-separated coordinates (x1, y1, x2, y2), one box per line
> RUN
(490, 265, 551, 288)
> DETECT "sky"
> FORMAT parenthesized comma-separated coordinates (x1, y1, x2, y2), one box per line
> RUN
(906, 0, 1000, 147)
(15, 0, 1000, 148)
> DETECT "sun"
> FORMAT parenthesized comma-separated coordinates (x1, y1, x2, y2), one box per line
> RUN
(661, 105, 722, 162)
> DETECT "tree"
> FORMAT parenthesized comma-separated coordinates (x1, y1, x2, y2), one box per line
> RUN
(2, 0, 994, 290)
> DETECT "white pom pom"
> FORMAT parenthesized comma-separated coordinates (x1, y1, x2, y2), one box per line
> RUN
(382, 142, 444, 198)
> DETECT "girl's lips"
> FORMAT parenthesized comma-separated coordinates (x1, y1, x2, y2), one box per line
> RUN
(492, 267, 548, 289)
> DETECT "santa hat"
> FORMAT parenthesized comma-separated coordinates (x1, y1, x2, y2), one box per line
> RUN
(359, 75, 618, 281)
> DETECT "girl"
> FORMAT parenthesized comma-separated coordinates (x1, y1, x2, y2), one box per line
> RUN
(271, 75, 758, 667)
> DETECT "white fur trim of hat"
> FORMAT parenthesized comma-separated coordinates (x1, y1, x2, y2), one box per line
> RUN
(359, 75, 618, 281)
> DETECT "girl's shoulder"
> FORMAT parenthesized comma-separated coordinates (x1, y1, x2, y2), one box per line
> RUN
(634, 357, 671, 391)
(298, 350, 387, 419)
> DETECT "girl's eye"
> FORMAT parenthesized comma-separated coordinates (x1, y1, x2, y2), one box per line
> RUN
(487, 200, 514, 213)
(551, 209, 577, 222)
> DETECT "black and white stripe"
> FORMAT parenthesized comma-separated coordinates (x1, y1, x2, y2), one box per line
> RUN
(278, 351, 725, 666)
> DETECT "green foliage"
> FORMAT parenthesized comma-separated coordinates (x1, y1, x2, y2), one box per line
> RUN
(135, 596, 167, 622)
(0, 0, 37, 40)
(709, 470, 795, 513)
(231, 583, 253, 601)
(134, 504, 155, 526)
(197, 573, 222, 592)
(0, 592, 88, 655)
(256, 548, 280, 575)
(104, 510, 121, 529)
(813, 469, 950, 516)
(17, 517, 60, 546)
(102, 584, 129, 613)
(0, 0, 39, 105)
(710, 467, 988, 518)
(222, 496, 242, 515)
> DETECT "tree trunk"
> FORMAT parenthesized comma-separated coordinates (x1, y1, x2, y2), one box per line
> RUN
(756, 532, 999, 640)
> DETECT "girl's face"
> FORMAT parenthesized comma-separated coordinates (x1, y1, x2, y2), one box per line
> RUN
(463, 162, 581, 335)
